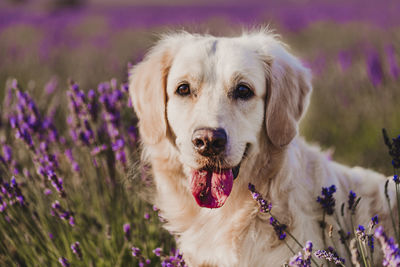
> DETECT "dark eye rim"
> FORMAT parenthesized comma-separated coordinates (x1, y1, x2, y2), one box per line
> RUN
(176, 83, 191, 96)
(233, 83, 254, 100)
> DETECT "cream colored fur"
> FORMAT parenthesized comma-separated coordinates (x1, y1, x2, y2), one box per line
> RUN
(129, 30, 396, 266)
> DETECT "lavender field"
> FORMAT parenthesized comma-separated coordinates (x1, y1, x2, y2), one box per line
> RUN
(0, 0, 400, 266)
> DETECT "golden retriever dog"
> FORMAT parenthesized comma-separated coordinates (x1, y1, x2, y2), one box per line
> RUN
(128, 29, 396, 266)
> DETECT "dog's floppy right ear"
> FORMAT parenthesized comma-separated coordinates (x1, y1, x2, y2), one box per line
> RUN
(129, 40, 174, 145)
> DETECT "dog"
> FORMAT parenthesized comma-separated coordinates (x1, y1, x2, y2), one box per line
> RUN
(128, 29, 396, 266)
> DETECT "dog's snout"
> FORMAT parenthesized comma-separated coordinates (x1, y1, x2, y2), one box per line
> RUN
(192, 128, 227, 156)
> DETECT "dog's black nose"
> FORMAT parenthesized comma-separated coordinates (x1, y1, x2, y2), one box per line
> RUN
(192, 128, 227, 157)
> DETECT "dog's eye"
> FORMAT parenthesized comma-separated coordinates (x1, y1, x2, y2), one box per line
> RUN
(233, 84, 254, 100)
(176, 84, 191, 96)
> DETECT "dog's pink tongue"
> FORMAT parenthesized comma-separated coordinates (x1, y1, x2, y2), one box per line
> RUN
(190, 169, 233, 208)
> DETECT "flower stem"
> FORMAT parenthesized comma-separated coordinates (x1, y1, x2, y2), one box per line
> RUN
(385, 180, 399, 243)
(334, 212, 354, 267)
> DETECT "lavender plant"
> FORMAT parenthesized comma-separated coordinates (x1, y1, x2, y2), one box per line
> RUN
(248, 127, 400, 267)
(0, 78, 175, 266)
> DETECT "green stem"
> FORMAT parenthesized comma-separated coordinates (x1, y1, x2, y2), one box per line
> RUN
(386, 182, 399, 243)
(269, 212, 321, 267)
(321, 212, 327, 249)
(284, 239, 297, 255)
(115, 241, 128, 267)
(334, 212, 354, 267)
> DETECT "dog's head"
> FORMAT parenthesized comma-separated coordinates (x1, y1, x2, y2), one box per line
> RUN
(129, 30, 312, 209)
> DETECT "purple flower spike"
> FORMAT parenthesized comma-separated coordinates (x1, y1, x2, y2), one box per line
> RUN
(2, 145, 12, 163)
(375, 226, 400, 266)
(132, 247, 141, 257)
(69, 216, 75, 226)
(58, 257, 70, 267)
(269, 217, 287, 240)
(348, 190, 356, 210)
(123, 223, 131, 240)
(314, 248, 345, 265)
(356, 224, 366, 241)
(366, 48, 384, 87)
(71, 241, 83, 260)
(370, 215, 379, 229)
(160, 248, 187, 267)
(132, 246, 152, 266)
(316, 185, 336, 215)
(153, 247, 162, 257)
(385, 44, 400, 79)
(248, 183, 272, 213)
(51, 200, 75, 226)
(288, 241, 313, 267)
(45, 77, 58, 95)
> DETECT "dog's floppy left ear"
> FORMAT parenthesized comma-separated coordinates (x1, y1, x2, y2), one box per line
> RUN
(262, 38, 312, 148)
(128, 40, 173, 145)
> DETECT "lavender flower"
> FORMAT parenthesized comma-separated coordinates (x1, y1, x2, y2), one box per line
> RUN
(269, 217, 287, 240)
(248, 183, 272, 213)
(369, 215, 379, 230)
(51, 201, 75, 226)
(97, 81, 128, 168)
(58, 257, 70, 267)
(44, 77, 58, 95)
(288, 241, 313, 267)
(356, 224, 366, 241)
(315, 247, 345, 265)
(64, 148, 80, 172)
(47, 170, 66, 198)
(0, 176, 26, 209)
(132, 247, 141, 257)
(316, 185, 336, 215)
(153, 247, 162, 257)
(160, 248, 187, 267)
(91, 144, 107, 156)
(366, 48, 384, 87)
(123, 223, 131, 240)
(382, 129, 400, 169)
(385, 44, 400, 79)
(67, 82, 95, 147)
(9, 81, 66, 198)
(71, 241, 83, 260)
(368, 235, 375, 253)
(87, 89, 99, 121)
(348, 190, 356, 210)
(2, 144, 12, 163)
(131, 247, 151, 266)
(374, 226, 400, 266)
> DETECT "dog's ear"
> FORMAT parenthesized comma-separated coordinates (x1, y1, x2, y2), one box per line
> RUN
(129, 40, 174, 145)
(261, 37, 312, 148)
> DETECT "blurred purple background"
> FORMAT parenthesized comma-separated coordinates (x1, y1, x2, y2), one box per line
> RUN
(1, 0, 400, 32)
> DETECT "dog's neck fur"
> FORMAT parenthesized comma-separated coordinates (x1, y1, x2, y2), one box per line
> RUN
(142, 136, 327, 266)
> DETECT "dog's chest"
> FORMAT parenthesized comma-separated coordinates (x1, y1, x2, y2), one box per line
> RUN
(178, 212, 292, 267)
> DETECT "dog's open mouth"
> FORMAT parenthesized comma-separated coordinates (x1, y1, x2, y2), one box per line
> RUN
(190, 145, 249, 209)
